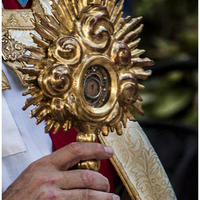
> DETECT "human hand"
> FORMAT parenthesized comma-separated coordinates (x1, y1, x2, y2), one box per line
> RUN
(3, 142, 120, 200)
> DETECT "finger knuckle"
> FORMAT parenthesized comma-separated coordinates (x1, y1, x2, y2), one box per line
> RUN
(67, 142, 84, 156)
(82, 170, 94, 187)
(32, 173, 46, 187)
(92, 143, 104, 157)
(39, 188, 58, 199)
(96, 143, 104, 153)
(31, 172, 57, 188)
(41, 176, 57, 186)
(83, 189, 93, 200)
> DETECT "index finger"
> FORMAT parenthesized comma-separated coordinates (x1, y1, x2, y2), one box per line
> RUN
(50, 142, 114, 170)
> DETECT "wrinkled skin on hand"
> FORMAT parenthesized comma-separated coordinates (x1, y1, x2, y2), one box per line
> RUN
(2, 142, 120, 200)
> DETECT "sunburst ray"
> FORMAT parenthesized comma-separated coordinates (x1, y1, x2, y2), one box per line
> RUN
(77, 0, 84, 13)
(132, 102, 144, 116)
(35, 109, 51, 125)
(30, 33, 50, 48)
(122, 23, 143, 44)
(23, 76, 38, 84)
(71, 0, 79, 17)
(63, 120, 72, 132)
(34, 13, 61, 38)
(30, 103, 49, 118)
(57, 0, 74, 29)
(45, 14, 64, 32)
(26, 46, 46, 58)
(31, 19, 55, 41)
(45, 119, 55, 133)
(107, 0, 117, 16)
(22, 93, 44, 110)
(22, 86, 40, 96)
(18, 55, 47, 66)
(115, 16, 142, 40)
(110, 0, 124, 24)
(49, 0, 71, 32)
(131, 49, 145, 58)
(126, 107, 137, 121)
(131, 57, 154, 67)
(53, 122, 61, 134)
(136, 94, 143, 101)
(128, 38, 141, 50)
(114, 16, 131, 34)
(62, 0, 77, 20)
(138, 83, 145, 90)
(121, 111, 127, 128)
(17, 66, 42, 76)
(130, 67, 152, 80)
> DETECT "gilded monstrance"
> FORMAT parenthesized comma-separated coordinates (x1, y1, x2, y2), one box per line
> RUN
(9, 0, 154, 137)
(2, 0, 178, 199)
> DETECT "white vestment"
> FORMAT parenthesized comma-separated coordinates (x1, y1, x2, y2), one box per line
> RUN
(2, 62, 53, 192)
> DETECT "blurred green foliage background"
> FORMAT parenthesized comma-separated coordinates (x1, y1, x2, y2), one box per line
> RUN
(130, 0, 198, 126)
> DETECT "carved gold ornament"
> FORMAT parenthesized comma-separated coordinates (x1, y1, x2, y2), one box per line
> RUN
(2, 1, 177, 199)
(12, 0, 154, 136)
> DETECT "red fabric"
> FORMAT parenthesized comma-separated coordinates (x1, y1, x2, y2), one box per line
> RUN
(2, 0, 32, 9)
(49, 127, 115, 193)
(3, 0, 115, 193)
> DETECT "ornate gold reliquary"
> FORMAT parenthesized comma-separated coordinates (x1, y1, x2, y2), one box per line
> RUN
(2, 0, 177, 199)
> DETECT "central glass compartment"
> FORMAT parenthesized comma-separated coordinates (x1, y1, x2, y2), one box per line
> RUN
(83, 65, 111, 108)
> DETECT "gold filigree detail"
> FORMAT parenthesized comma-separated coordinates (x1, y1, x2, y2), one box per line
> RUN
(2, 33, 29, 87)
(20, 12, 30, 22)
(8, 14, 19, 27)
(98, 120, 177, 200)
(2, 34, 26, 61)
(2, 9, 34, 30)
